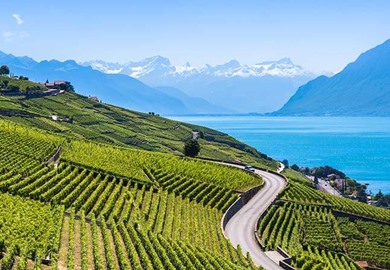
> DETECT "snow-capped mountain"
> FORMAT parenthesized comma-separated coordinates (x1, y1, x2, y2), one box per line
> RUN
(83, 56, 311, 79)
(85, 60, 124, 74)
(0, 51, 231, 115)
(82, 56, 315, 113)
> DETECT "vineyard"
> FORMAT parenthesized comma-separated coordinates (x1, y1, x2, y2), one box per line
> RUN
(56, 210, 261, 270)
(1, 91, 277, 170)
(0, 162, 259, 269)
(0, 193, 64, 269)
(62, 140, 262, 191)
(338, 218, 390, 268)
(1, 91, 390, 269)
(0, 119, 263, 269)
(0, 125, 59, 175)
(281, 182, 390, 222)
(258, 182, 390, 269)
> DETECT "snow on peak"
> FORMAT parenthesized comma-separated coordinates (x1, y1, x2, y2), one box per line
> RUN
(138, 55, 171, 67)
(84, 57, 311, 79)
(81, 60, 123, 74)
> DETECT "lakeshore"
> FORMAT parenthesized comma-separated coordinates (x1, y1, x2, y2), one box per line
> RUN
(170, 116, 390, 195)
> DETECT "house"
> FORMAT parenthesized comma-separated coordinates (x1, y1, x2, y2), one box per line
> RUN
(334, 178, 345, 190)
(41, 80, 69, 90)
(50, 114, 73, 123)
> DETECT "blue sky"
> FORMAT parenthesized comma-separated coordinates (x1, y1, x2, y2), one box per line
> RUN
(1, 0, 390, 73)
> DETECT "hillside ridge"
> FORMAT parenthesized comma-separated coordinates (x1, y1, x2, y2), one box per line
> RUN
(275, 39, 390, 116)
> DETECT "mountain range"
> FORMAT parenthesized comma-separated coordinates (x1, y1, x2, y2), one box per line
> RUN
(0, 51, 225, 115)
(275, 39, 390, 116)
(3, 38, 390, 116)
(82, 57, 315, 113)
(83, 56, 311, 79)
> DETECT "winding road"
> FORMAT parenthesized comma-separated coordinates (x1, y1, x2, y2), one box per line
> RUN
(224, 166, 287, 270)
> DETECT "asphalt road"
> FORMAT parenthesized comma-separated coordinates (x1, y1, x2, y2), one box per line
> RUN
(318, 178, 342, 197)
(306, 175, 342, 197)
(224, 168, 286, 270)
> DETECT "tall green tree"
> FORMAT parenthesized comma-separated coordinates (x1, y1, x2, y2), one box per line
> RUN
(0, 65, 10, 76)
(184, 139, 200, 157)
(282, 159, 289, 167)
(291, 164, 299, 171)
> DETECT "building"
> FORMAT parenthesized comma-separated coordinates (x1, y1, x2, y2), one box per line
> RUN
(42, 80, 69, 90)
(50, 115, 59, 121)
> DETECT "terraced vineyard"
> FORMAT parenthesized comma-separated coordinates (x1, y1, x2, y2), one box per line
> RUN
(0, 119, 261, 269)
(1, 91, 390, 269)
(258, 181, 390, 269)
(62, 140, 261, 191)
(338, 218, 390, 269)
(282, 182, 390, 222)
(56, 213, 257, 270)
(0, 161, 254, 268)
(1, 90, 277, 170)
(0, 126, 59, 175)
(0, 193, 64, 269)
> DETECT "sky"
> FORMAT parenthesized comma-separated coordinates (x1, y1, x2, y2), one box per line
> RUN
(0, 0, 390, 74)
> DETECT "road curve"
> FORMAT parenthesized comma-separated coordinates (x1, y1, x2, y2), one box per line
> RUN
(224, 168, 286, 270)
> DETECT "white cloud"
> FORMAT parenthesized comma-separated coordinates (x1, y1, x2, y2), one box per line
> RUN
(3, 31, 29, 41)
(12, 14, 24, 25)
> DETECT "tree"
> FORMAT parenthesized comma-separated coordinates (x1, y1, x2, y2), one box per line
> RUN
(374, 189, 384, 201)
(377, 194, 390, 207)
(0, 65, 10, 76)
(291, 164, 299, 171)
(59, 81, 75, 92)
(184, 139, 200, 157)
(282, 159, 289, 168)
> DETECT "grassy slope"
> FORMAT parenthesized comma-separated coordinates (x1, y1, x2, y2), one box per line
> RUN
(282, 168, 313, 186)
(0, 88, 277, 170)
(0, 75, 47, 92)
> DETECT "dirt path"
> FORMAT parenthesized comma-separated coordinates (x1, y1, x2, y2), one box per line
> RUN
(57, 216, 70, 270)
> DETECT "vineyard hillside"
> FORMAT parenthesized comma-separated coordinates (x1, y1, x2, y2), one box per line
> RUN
(0, 118, 265, 269)
(0, 80, 389, 269)
(0, 84, 277, 170)
(258, 180, 390, 269)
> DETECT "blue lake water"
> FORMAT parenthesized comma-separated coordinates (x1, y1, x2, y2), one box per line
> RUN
(170, 116, 390, 195)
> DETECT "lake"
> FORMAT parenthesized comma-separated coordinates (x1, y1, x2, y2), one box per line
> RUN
(170, 116, 390, 195)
